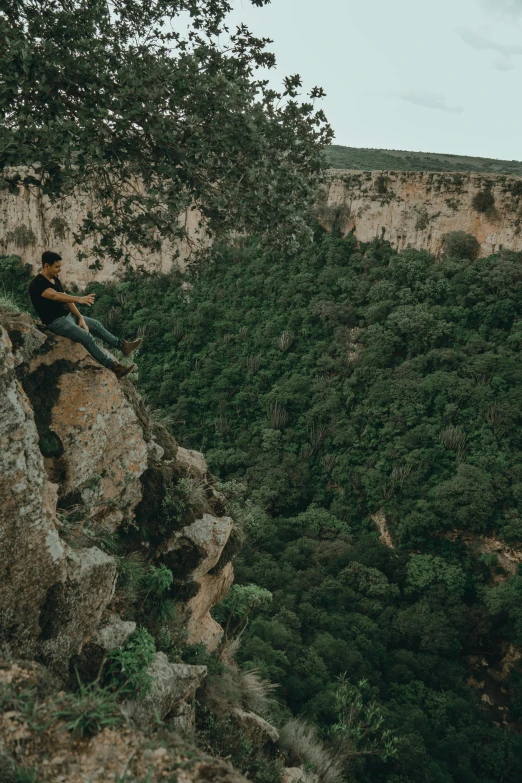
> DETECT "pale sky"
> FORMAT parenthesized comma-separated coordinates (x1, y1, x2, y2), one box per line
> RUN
(224, 0, 522, 160)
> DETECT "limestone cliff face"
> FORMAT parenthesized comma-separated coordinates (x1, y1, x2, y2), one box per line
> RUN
(321, 169, 522, 257)
(0, 310, 234, 677)
(6, 169, 522, 293)
(0, 183, 210, 287)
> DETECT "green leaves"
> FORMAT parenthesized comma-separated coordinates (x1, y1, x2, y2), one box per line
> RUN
(105, 627, 156, 697)
(52, 677, 124, 738)
(405, 555, 466, 598)
(332, 675, 398, 762)
(0, 0, 332, 263)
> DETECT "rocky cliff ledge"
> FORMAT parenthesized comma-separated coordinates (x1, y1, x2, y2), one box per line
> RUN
(0, 310, 248, 782)
(321, 169, 522, 257)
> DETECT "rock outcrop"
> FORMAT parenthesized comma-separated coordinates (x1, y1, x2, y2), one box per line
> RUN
(0, 661, 248, 783)
(159, 514, 235, 649)
(321, 169, 522, 258)
(130, 652, 207, 733)
(0, 319, 66, 660)
(0, 310, 235, 677)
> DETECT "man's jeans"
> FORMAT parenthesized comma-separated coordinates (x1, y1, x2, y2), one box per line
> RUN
(46, 313, 123, 369)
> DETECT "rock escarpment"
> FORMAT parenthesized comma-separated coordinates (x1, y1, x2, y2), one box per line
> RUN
(0, 308, 251, 781)
(321, 169, 522, 257)
(0, 309, 235, 674)
(6, 169, 522, 293)
(0, 182, 209, 287)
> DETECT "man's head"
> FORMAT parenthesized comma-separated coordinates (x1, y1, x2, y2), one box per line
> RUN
(41, 250, 62, 276)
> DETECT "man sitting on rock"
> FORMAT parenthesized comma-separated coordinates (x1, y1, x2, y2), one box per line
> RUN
(29, 250, 141, 380)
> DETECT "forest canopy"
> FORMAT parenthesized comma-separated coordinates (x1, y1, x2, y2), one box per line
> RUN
(4, 231, 522, 781)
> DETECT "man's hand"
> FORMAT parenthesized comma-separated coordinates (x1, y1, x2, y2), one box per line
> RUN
(78, 317, 89, 333)
(77, 293, 96, 306)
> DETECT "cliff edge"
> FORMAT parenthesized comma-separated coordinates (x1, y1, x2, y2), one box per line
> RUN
(0, 309, 248, 782)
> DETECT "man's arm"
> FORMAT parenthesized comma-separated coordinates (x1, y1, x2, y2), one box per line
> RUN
(41, 289, 95, 306)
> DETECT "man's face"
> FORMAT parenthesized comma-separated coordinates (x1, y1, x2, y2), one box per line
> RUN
(45, 261, 62, 277)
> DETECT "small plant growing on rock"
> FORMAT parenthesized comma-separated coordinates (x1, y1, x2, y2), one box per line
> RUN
(472, 187, 496, 217)
(53, 675, 124, 738)
(49, 215, 69, 240)
(0, 756, 40, 783)
(180, 475, 211, 516)
(0, 287, 23, 313)
(441, 231, 481, 261)
(5, 224, 37, 249)
(414, 207, 430, 231)
(279, 719, 343, 783)
(240, 669, 278, 716)
(375, 174, 389, 195)
(105, 627, 156, 697)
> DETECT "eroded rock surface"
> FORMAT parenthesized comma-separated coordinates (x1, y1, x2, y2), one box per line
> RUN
(0, 312, 236, 675)
(186, 561, 235, 650)
(322, 169, 522, 258)
(0, 323, 66, 658)
(130, 652, 207, 733)
(40, 546, 118, 675)
(160, 514, 234, 579)
(24, 332, 148, 530)
(0, 661, 248, 783)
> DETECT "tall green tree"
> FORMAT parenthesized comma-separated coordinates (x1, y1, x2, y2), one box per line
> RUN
(0, 0, 333, 263)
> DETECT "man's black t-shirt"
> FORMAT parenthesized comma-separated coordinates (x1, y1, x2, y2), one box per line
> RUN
(29, 274, 69, 325)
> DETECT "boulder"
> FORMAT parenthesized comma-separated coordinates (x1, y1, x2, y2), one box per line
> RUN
(0, 324, 66, 658)
(40, 546, 118, 676)
(95, 615, 137, 651)
(22, 333, 149, 531)
(159, 513, 233, 580)
(176, 446, 208, 477)
(186, 562, 235, 650)
(159, 514, 234, 650)
(0, 309, 47, 366)
(232, 708, 279, 744)
(130, 652, 207, 733)
(70, 615, 137, 683)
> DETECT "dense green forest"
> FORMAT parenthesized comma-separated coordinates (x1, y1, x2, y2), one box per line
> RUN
(4, 229, 522, 781)
(325, 145, 522, 176)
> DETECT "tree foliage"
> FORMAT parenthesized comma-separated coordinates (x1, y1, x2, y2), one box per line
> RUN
(0, 0, 332, 262)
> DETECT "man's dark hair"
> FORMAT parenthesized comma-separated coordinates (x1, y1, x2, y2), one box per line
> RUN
(41, 250, 62, 267)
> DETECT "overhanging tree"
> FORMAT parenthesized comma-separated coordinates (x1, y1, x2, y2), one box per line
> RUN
(0, 0, 333, 264)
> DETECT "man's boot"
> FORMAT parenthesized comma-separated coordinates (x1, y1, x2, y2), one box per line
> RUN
(122, 337, 143, 357)
(112, 361, 136, 381)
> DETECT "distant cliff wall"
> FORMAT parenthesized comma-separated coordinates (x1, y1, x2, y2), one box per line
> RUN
(321, 170, 522, 257)
(3, 169, 522, 288)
